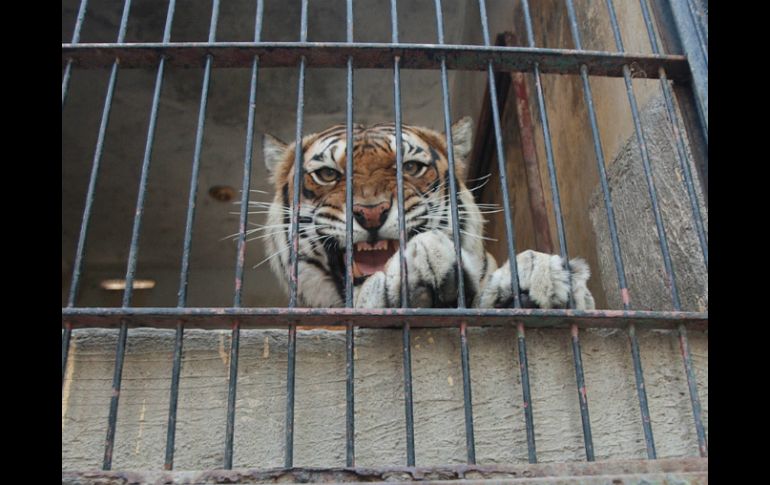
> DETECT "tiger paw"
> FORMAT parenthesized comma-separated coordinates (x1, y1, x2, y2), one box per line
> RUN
(478, 250, 595, 310)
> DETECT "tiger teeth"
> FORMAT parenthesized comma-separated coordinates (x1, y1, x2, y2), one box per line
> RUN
(355, 240, 392, 251)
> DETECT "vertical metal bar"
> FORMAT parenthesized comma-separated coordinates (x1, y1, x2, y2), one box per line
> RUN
(285, 322, 297, 467)
(390, 0, 415, 467)
(62, 0, 90, 107)
(84, 0, 132, 471)
(103, 321, 128, 470)
(516, 323, 536, 462)
(647, 0, 707, 206)
(224, 0, 263, 470)
(66, 61, 119, 307)
(164, 320, 184, 470)
(345, 0, 356, 468)
(223, 322, 240, 469)
(677, 323, 708, 457)
(164, 0, 219, 470)
(638, 0, 707, 268)
(122, 0, 177, 308)
(478, 0, 536, 462)
(601, 0, 659, 459)
(639, 1, 708, 458)
(62, 323, 73, 387)
(521, 0, 594, 461)
(627, 323, 655, 458)
(285, 0, 308, 468)
(434, 0, 474, 463)
(568, 0, 681, 311)
(66, 0, 134, 308)
(569, 324, 593, 461)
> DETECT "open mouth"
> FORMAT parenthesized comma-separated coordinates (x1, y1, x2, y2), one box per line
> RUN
(352, 239, 400, 278)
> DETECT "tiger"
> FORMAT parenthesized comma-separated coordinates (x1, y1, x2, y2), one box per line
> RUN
(260, 117, 595, 310)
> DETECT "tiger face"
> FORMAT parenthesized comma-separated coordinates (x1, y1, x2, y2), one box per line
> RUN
(261, 117, 484, 306)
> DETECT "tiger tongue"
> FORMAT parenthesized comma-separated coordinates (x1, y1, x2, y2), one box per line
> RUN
(353, 240, 397, 277)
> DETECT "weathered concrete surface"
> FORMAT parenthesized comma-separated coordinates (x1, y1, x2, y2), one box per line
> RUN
(62, 326, 707, 470)
(62, 457, 708, 484)
(589, 97, 707, 312)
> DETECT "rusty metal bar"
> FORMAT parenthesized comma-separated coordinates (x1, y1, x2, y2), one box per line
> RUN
(103, 321, 128, 470)
(638, 0, 707, 268)
(165, 0, 220, 469)
(224, 1, 263, 469)
(521, 0, 594, 460)
(646, 1, 708, 205)
(164, 320, 184, 470)
(62, 456, 708, 485)
(62, 43, 688, 81)
(62, 323, 73, 387)
(390, 0, 415, 466)
(62, 0, 90, 107)
(284, 0, 309, 468)
(601, 0, 658, 459)
(476, 19, 540, 460)
(516, 322, 536, 461)
(434, 0, 475, 464)
(223, 322, 240, 469)
(97, 0, 134, 471)
(66, 11, 131, 309)
(627, 323, 655, 457)
(121, 3, 177, 309)
(62, 307, 707, 332)
(638, 0, 708, 458)
(477, 16, 539, 462)
(345, 0, 356, 468)
(677, 323, 708, 456)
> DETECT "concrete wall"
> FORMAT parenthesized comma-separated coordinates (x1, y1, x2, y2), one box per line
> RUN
(63, 326, 707, 470)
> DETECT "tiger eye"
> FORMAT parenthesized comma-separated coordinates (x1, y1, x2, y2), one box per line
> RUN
(403, 160, 426, 177)
(314, 167, 341, 183)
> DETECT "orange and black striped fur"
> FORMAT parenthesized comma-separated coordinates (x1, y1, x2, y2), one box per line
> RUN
(260, 118, 595, 309)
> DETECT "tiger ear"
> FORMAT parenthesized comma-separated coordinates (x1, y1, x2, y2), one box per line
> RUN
(263, 133, 288, 173)
(450, 116, 473, 179)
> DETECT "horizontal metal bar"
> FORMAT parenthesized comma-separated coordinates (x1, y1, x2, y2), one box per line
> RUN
(62, 457, 707, 485)
(61, 42, 688, 80)
(61, 307, 707, 331)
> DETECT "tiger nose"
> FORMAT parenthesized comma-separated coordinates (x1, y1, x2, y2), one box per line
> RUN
(352, 202, 391, 230)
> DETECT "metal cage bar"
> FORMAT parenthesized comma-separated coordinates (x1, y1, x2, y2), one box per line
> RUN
(521, 0, 594, 462)
(62, 0, 90, 107)
(601, 0, 657, 459)
(478, 0, 537, 463)
(62, 43, 688, 81)
(638, 0, 707, 268)
(344, 0, 356, 467)
(164, 0, 221, 470)
(637, 0, 708, 459)
(433, 0, 475, 464)
(224, 0, 264, 469)
(95, 0, 134, 470)
(63, 307, 707, 331)
(390, 0, 416, 466)
(285, 0, 309, 468)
